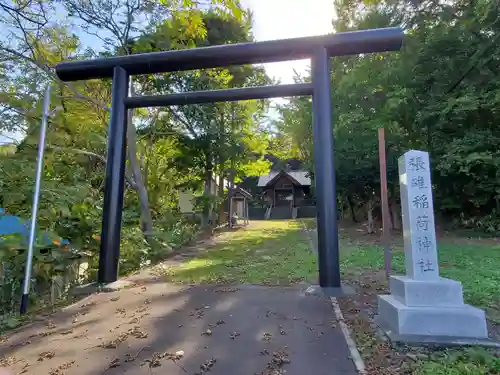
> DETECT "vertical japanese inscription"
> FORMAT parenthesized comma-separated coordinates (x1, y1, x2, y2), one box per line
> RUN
(399, 150, 439, 279)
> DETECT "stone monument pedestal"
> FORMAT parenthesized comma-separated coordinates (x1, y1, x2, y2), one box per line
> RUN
(377, 275, 488, 340)
(376, 150, 493, 346)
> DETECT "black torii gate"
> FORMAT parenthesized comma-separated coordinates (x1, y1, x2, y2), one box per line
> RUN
(55, 27, 403, 292)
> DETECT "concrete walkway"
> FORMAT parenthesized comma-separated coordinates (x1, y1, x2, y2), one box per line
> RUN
(1, 282, 357, 375)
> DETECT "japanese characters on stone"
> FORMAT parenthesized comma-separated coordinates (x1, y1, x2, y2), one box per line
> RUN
(407, 155, 435, 274)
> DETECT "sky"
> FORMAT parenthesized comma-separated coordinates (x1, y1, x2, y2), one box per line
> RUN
(242, 0, 336, 84)
(0, 0, 336, 144)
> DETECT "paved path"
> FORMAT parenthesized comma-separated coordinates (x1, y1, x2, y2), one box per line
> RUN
(1, 282, 357, 375)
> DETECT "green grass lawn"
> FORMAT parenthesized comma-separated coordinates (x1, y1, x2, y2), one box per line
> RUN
(341, 242, 500, 315)
(161, 220, 317, 285)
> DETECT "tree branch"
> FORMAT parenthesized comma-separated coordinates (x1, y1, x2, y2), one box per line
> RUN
(48, 145, 138, 189)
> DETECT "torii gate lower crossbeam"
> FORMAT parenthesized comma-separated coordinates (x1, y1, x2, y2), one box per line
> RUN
(55, 27, 403, 293)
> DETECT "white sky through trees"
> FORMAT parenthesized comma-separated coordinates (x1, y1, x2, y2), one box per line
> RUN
(242, 0, 335, 85)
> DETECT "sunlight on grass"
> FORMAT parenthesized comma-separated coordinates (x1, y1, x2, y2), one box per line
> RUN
(161, 220, 317, 285)
(340, 242, 500, 311)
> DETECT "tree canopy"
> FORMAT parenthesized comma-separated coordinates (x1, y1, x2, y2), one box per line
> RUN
(0, 0, 274, 314)
(274, 0, 500, 232)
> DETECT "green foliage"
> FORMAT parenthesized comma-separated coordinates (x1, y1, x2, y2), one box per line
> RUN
(0, 0, 260, 318)
(193, 194, 223, 213)
(0, 232, 83, 318)
(417, 348, 500, 375)
(276, 0, 500, 231)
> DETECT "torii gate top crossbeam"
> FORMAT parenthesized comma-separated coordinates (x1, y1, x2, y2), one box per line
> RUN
(55, 27, 403, 82)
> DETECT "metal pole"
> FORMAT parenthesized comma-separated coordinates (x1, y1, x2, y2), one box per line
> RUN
(246, 200, 249, 225)
(20, 85, 51, 314)
(228, 190, 233, 229)
(378, 128, 392, 279)
(98, 66, 129, 284)
(312, 48, 341, 288)
(243, 197, 247, 225)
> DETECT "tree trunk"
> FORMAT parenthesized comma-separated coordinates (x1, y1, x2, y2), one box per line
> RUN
(202, 151, 214, 228)
(366, 196, 375, 234)
(390, 197, 401, 230)
(347, 195, 357, 223)
(217, 109, 226, 225)
(127, 80, 153, 235)
(389, 183, 401, 230)
(218, 172, 225, 225)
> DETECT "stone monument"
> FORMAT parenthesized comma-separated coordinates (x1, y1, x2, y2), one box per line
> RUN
(376, 150, 489, 343)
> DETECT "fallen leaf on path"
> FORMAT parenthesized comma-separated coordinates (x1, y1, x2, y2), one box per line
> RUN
(129, 326, 148, 339)
(40, 331, 55, 337)
(48, 360, 75, 375)
(72, 329, 89, 339)
(163, 351, 184, 361)
(80, 302, 96, 308)
(279, 326, 286, 335)
(189, 308, 205, 319)
(196, 358, 216, 374)
(216, 320, 225, 325)
(0, 355, 21, 367)
(37, 351, 55, 362)
(257, 350, 290, 375)
(16, 363, 29, 374)
(142, 352, 162, 368)
(100, 332, 128, 348)
(101, 358, 120, 374)
(110, 296, 120, 302)
(271, 350, 291, 366)
(124, 346, 147, 362)
(215, 287, 239, 293)
(60, 329, 74, 335)
(229, 332, 240, 339)
(202, 329, 212, 336)
(262, 332, 272, 341)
